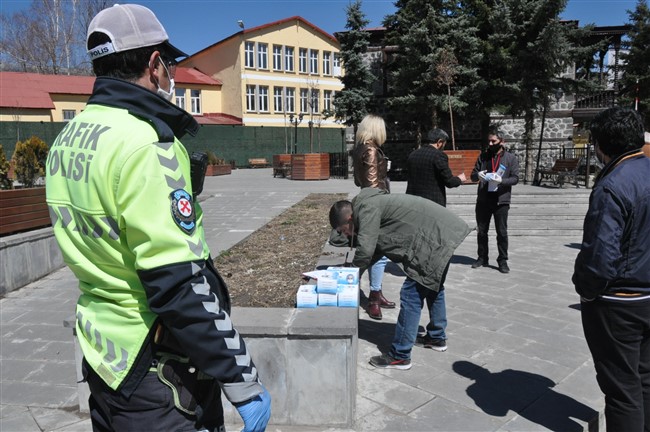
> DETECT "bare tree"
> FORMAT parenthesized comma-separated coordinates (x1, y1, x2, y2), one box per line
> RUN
(306, 77, 321, 153)
(0, 0, 113, 74)
(435, 48, 459, 150)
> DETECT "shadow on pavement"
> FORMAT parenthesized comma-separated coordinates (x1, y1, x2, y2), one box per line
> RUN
(384, 261, 406, 277)
(358, 319, 396, 352)
(453, 360, 598, 431)
(450, 254, 476, 265)
(566, 242, 582, 249)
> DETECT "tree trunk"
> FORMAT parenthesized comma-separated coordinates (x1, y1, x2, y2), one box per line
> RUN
(447, 84, 456, 150)
(523, 109, 536, 184)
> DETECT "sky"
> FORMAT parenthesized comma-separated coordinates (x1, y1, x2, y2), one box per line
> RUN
(0, 0, 642, 56)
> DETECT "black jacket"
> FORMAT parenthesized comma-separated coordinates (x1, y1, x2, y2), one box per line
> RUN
(470, 150, 519, 205)
(406, 145, 462, 207)
(573, 150, 650, 300)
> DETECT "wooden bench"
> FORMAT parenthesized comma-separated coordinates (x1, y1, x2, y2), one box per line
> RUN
(248, 158, 270, 168)
(272, 154, 292, 178)
(534, 158, 581, 187)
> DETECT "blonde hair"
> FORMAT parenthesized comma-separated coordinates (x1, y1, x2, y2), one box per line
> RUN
(356, 114, 386, 146)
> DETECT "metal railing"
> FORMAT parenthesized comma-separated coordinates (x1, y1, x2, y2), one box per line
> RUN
(329, 152, 349, 179)
(574, 90, 616, 109)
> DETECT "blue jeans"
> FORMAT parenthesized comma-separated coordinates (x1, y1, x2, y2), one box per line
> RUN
(368, 256, 388, 292)
(390, 278, 447, 360)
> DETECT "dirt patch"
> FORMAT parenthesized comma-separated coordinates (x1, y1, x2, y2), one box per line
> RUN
(214, 193, 347, 308)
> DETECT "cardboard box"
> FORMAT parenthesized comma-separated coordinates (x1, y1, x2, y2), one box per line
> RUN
(318, 292, 338, 307)
(296, 285, 318, 308)
(337, 284, 359, 307)
(327, 267, 360, 285)
(316, 272, 338, 294)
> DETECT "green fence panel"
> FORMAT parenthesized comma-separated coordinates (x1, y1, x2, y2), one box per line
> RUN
(1, 121, 347, 167)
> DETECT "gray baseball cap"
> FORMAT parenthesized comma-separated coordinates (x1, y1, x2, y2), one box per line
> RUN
(87, 4, 187, 61)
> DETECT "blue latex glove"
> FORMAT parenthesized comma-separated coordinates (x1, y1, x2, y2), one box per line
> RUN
(235, 386, 271, 432)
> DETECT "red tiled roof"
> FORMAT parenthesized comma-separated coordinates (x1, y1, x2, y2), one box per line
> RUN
(186, 16, 338, 59)
(0, 71, 95, 109)
(175, 67, 222, 86)
(0, 68, 220, 109)
(195, 113, 243, 126)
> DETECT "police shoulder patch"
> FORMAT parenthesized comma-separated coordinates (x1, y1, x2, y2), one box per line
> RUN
(170, 189, 196, 235)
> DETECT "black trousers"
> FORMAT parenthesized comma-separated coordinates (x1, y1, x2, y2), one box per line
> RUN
(475, 199, 509, 264)
(581, 298, 650, 432)
(84, 359, 225, 432)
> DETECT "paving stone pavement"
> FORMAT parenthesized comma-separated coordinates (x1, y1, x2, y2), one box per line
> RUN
(0, 168, 604, 431)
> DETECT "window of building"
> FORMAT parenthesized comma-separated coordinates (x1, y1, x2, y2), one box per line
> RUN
(174, 88, 185, 110)
(273, 45, 283, 71)
(299, 48, 307, 73)
(258, 86, 269, 112)
(273, 87, 284, 112)
(62, 109, 76, 121)
(310, 89, 319, 113)
(309, 50, 319, 74)
(245, 42, 255, 68)
(333, 53, 341, 75)
(285, 46, 294, 72)
(323, 52, 331, 76)
(246, 85, 256, 111)
(299, 88, 309, 113)
(323, 90, 332, 111)
(190, 89, 201, 114)
(257, 43, 268, 69)
(285, 87, 295, 113)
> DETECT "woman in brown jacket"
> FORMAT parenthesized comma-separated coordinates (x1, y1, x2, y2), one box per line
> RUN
(352, 114, 395, 319)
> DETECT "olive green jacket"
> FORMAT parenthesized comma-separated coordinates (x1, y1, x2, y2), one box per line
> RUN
(351, 188, 472, 291)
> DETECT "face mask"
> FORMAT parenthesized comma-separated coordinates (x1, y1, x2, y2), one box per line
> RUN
(155, 59, 175, 102)
(157, 78, 175, 102)
(488, 144, 501, 154)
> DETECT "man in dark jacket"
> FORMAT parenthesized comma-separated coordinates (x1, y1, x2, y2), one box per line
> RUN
(406, 128, 466, 206)
(470, 128, 519, 273)
(330, 188, 471, 369)
(573, 107, 650, 431)
(406, 128, 466, 352)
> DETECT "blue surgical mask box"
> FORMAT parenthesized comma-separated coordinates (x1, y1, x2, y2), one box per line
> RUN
(327, 267, 360, 285)
(337, 284, 359, 307)
(316, 272, 339, 294)
(296, 285, 318, 308)
(318, 292, 338, 307)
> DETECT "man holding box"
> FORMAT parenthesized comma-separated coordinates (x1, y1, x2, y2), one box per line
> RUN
(329, 189, 472, 369)
(470, 128, 519, 274)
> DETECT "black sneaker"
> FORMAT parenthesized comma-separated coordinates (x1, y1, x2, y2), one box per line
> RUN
(416, 335, 448, 352)
(498, 262, 510, 273)
(369, 353, 412, 370)
(471, 258, 488, 269)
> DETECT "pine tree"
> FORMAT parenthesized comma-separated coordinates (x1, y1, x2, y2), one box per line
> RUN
(490, 0, 594, 182)
(383, 0, 481, 143)
(621, 0, 650, 129)
(334, 0, 374, 132)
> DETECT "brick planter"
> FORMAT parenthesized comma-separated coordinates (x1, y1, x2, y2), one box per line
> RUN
(445, 150, 481, 182)
(205, 164, 232, 176)
(291, 153, 329, 180)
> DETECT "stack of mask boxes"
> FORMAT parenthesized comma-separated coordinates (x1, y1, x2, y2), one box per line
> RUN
(296, 267, 359, 308)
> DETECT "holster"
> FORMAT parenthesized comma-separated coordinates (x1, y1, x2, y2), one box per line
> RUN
(155, 353, 220, 417)
(153, 323, 223, 425)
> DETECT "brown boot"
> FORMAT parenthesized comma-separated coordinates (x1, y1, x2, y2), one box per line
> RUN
(370, 290, 396, 309)
(367, 292, 383, 320)
(377, 290, 396, 309)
